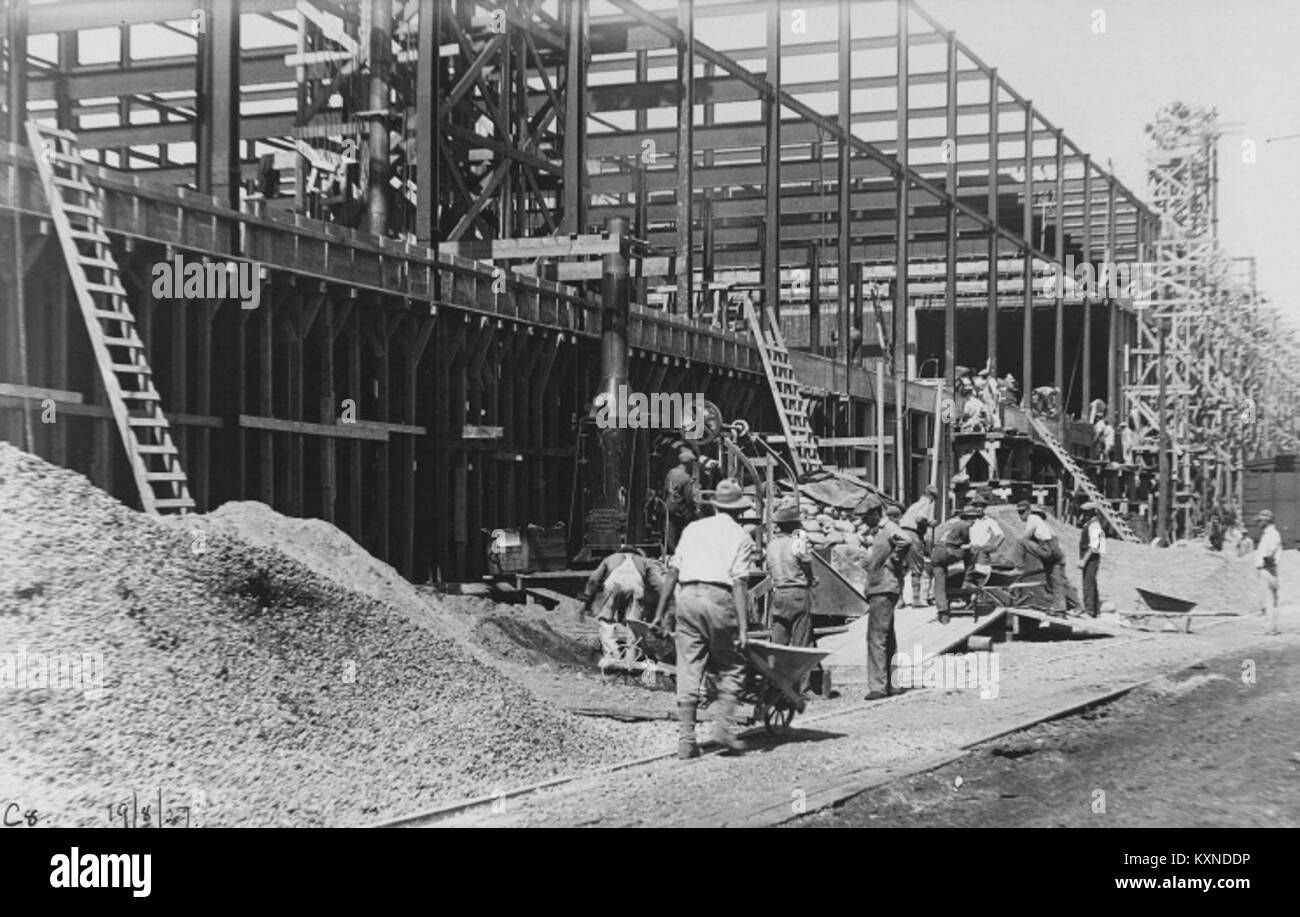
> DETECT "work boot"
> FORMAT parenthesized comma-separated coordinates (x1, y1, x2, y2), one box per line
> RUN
(937, 610, 950, 625)
(677, 703, 700, 760)
(710, 695, 747, 754)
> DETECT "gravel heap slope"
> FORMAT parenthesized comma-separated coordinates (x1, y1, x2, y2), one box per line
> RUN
(0, 443, 653, 827)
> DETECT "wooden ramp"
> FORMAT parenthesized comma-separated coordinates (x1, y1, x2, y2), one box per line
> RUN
(1002, 606, 1125, 636)
(819, 605, 1008, 684)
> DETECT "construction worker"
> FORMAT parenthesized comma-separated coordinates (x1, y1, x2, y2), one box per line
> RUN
(856, 494, 909, 700)
(663, 447, 697, 554)
(966, 495, 1003, 566)
(652, 478, 755, 759)
(581, 545, 663, 665)
(1076, 502, 1106, 617)
(1255, 509, 1282, 636)
(1015, 500, 1068, 613)
(930, 502, 979, 625)
(766, 500, 817, 694)
(900, 485, 938, 607)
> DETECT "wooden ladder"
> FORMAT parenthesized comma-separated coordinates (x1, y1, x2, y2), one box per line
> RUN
(1026, 413, 1138, 543)
(26, 121, 194, 514)
(743, 296, 822, 478)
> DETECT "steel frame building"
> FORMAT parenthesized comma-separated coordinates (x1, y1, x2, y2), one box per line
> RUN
(1, 0, 1295, 576)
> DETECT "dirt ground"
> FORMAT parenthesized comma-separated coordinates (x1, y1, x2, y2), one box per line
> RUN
(797, 644, 1300, 828)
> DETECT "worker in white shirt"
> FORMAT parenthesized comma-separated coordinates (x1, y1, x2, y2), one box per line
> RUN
(1015, 500, 1067, 613)
(652, 478, 756, 759)
(1254, 509, 1282, 636)
(966, 495, 1003, 567)
(1076, 502, 1106, 617)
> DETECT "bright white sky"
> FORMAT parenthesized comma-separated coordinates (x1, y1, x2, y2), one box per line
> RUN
(921, 0, 1300, 324)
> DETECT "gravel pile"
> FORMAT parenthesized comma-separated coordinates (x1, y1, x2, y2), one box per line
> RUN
(0, 444, 659, 827)
(985, 505, 1262, 613)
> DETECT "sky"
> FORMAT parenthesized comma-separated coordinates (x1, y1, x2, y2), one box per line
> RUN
(920, 0, 1300, 323)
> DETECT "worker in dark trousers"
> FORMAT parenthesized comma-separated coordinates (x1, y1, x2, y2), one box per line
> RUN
(1015, 501, 1069, 613)
(663, 447, 697, 554)
(856, 494, 909, 700)
(766, 500, 817, 695)
(1076, 502, 1106, 617)
(652, 478, 755, 760)
(930, 503, 979, 624)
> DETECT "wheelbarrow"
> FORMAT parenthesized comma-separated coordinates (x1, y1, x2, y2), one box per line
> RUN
(740, 640, 831, 735)
(619, 618, 676, 689)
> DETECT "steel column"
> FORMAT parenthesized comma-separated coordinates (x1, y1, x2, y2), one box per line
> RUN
(676, 0, 694, 319)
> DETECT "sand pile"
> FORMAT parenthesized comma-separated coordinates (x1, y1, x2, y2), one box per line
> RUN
(0, 443, 656, 827)
(985, 505, 1263, 613)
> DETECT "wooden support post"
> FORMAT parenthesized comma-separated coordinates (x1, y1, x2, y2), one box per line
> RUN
(317, 295, 336, 523)
(193, 299, 214, 509)
(258, 286, 274, 506)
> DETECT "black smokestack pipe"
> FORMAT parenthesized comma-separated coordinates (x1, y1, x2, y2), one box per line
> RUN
(595, 216, 631, 538)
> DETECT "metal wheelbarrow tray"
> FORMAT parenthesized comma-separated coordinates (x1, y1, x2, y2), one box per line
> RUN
(741, 640, 831, 735)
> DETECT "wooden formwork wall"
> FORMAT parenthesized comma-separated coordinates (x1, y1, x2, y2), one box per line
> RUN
(0, 225, 786, 582)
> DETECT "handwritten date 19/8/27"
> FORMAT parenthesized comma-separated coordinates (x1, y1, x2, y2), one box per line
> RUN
(107, 789, 192, 828)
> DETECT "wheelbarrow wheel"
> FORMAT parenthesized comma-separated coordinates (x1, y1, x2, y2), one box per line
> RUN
(762, 689, 795, 735)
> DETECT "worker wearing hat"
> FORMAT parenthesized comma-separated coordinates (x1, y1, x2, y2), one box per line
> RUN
(900, 485, 939, 608)
(1015, 500, 1069, 614)
(857, 494, 909, 700)
(663, 447, 698, 554)
(930, 502, 980, 625)
(652, 478, 756, 759)
(1254, 509, 1282, 635)
(766, 500, 817, 693)
(1076, 502, 1106, 617)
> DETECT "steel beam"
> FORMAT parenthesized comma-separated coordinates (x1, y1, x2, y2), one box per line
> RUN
(1021, 100, 1033, 404)
(561, 0, 588, 234)
(763, 0, 780, 323)
(197, 0, 241, 211)
(676, 0, 694, 318)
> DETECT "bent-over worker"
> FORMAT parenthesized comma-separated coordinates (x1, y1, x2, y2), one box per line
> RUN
(581, 545, 663, 664)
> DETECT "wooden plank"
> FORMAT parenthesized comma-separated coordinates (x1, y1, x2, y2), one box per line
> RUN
(237, 414, 387, 441)
(0, 381, 85, 403)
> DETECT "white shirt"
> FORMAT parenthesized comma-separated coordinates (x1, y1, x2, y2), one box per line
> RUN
(1085, 518, 1107, 556)
(1023, 514, 1054, 542)
(670, 512, 755, 585)
(1256, 524, 1281, 569)
(969, 517, 1003, 548)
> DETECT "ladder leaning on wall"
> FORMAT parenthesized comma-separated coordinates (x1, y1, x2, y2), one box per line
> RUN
(25, 121, 194, 514)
